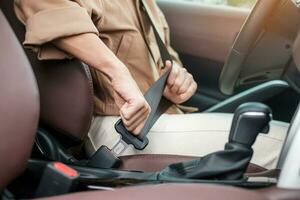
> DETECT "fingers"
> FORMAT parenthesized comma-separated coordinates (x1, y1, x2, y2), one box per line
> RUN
(132, 120, 147, 136)
(178, 73, 194, 94)
(170, 67, 186, 94)
(120, 104, 143, 127)
(164, 62, 197, 104)
(177, 81, 198, 103)
(120, 98, 151, 135)
(127, 109, 149, 135)
(165, 60, 172, 69)
(120, 98, 147, 120)
(167, 64, 192, 95)
(167, 63, 178, 86)
(121, 104, 147, 130)
(163, 85, 173, 100)
(164, 80, 197, 104)
(166, 61, 192, 95)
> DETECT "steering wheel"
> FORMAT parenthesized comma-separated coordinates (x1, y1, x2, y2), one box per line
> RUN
(219, 0, 279, 95)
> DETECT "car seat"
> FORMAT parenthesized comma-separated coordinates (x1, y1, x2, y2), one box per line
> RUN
(2, 8, 300, 200)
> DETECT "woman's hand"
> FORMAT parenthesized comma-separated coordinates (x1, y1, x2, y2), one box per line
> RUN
(111, 61, 151, 135)
(163, 61, 197, 104)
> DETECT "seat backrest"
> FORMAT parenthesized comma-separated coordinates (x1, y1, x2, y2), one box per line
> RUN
(1, 0, 94, 142)
(292, 30, 300, 74)
(0, 10, 39, 189)
(283, 29, 300, 94)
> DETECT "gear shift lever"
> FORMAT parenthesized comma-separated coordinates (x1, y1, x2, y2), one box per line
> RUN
(229, 102, 272, 147)
(159, 102, 272, 181)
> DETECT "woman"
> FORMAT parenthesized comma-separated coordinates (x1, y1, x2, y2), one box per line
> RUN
(14, 0, 288, 169)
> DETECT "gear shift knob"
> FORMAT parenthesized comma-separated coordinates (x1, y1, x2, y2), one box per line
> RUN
(229, 102, 272, 147)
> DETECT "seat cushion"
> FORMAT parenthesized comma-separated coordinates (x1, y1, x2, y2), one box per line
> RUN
(37, 183, 267, 200)
(118, 154, 266, 173)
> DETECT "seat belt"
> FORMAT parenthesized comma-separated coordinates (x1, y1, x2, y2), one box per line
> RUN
(113, 0, 173, 150)
(89, 0, 174, 168)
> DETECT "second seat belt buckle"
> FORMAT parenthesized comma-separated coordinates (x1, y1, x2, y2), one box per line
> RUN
(35, 162, 79, 197)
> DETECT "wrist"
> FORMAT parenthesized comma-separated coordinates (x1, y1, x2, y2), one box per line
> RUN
(97, 58, 129, 81)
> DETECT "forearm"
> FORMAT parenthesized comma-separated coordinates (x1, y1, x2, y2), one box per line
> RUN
(53, 33, 129, 81)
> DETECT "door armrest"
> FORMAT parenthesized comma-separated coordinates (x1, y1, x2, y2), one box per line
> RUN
(204, 80, 289, 113)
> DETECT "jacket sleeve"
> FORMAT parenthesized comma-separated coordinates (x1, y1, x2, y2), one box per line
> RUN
(14, 0, 102, 60)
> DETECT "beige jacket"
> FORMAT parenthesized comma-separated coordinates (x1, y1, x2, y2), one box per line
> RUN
(14, 0, 187, 116)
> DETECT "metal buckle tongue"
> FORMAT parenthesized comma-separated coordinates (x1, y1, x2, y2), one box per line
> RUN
(111, 137, 129, 156)
(87, 119, 149, 169)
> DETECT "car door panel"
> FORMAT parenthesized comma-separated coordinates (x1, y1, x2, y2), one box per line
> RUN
(157, 0, 250, 110)
(157, 0, 249, 63)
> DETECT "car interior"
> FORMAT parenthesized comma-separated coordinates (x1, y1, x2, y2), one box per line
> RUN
(1, 0, 300, 199)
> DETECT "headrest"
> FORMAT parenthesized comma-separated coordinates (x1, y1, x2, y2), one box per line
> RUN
(0, 10, 39, 188)
(1, 0, 94, 142)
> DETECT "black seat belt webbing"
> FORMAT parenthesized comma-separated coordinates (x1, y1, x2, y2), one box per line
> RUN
(114, 0, 173, 149)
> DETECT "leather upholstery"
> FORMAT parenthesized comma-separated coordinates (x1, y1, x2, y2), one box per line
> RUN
(119, 154, 266, 173)
(38, 184, 300, 200)
(259, 187, 300, 200)
(26, 58, 94, 141)
(293, 29, 300, 72)
(1, 0, 94, 141)
(37, 184, 268, 200)
(0, 11, 39, 189)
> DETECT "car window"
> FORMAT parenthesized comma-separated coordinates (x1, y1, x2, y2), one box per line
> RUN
(163, 0, 256, 9)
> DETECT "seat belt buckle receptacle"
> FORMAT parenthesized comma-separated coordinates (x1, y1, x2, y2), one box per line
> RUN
(87, 120, 148, 169)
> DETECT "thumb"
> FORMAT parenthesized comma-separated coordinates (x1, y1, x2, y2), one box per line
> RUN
(165, 60, 177, 86)
(165, 60, 172, 69)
